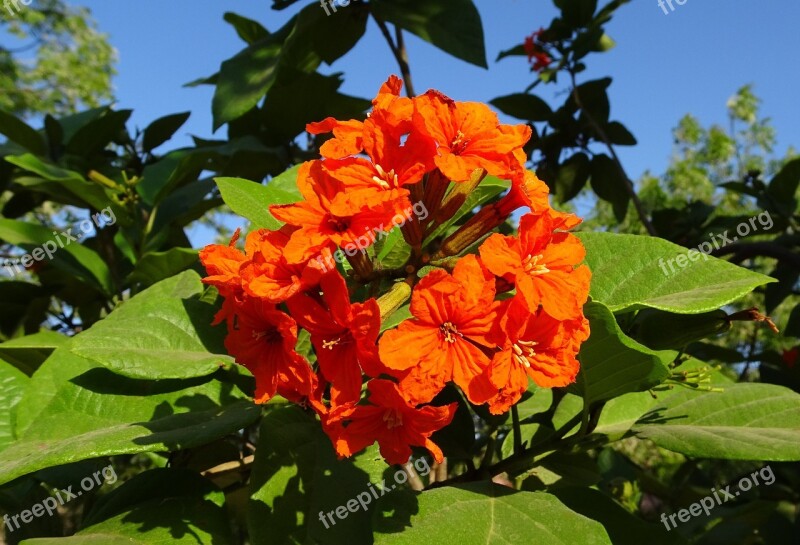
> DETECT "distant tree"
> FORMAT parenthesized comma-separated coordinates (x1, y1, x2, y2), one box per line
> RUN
(0, 0, 115, 117)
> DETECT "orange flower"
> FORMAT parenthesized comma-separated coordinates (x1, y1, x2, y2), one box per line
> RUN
(287, 271, 385, 405)
(270, 160, 408, 264)
(497, 170, 551, 216)
(199, 228, 245, 300)
(485, 298, 589, 414)
(240, 226, 328, 303)
(327, 379, 457, 465)
(223, 296, 313, 404)
(479, 212, 591, 320)
(413, 90, 531, 182)
(379, 255, 499, 405)
(306, 75, 414, 160)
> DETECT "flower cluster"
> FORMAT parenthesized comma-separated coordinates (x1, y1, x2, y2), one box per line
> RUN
(523, 28, 552, 72)
(200, 76, 591, 466)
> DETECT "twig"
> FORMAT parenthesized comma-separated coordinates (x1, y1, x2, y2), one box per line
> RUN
(372, 15, 416, 97)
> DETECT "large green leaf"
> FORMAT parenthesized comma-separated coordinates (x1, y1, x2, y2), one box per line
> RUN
(572, 302, 671, 406)
(0, 218, 114, 296)
(215, 176, 299, 230)
(0, 348, 259, 486)
(632, 383, 800, 461)
(0, 358, 28, 453)
(553, 487, 685, 545)
(248, 406, 389, 545)
(0, 109, 46, 154)
(373, 482, 611, 544)
(490, 93, 552, 121)
(22, 482, 234, 544)
(576, 232, 776, 313)
(127, 247, 199, 288)
(70, 271, 231, 380)
(371, 0, 487, 68)
(0, 331, 67, 376)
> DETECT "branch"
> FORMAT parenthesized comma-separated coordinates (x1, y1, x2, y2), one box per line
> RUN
(372, 15, 416, 97)
(568, 72, 656, 236)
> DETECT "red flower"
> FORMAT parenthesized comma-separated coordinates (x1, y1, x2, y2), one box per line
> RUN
(287, 271, 385, 405)
(783, 347, 798, 369)
(223, 297, 313, 404)
(327, 379, 457, 465)
(485, 298, 589, 414)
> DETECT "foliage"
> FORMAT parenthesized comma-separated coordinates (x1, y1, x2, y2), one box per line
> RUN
(0, 1, 798, 544)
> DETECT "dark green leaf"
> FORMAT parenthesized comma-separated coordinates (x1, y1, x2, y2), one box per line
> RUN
(604, 121, 636, 145)
(371, 0, 487, 68)
(590, 153, 628, 222)
(0, 331, 67, 376)
(223, 12, 270, 44)
(128, 248, 199, 288)
(141, 111, 190, 152)
(0, 109, 46, 154)
(555, 152, 591, 203)
(490, 93, 552, 121)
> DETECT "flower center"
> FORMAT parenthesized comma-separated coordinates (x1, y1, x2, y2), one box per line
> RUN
(451, 130, 468, 154)
(372, 164, 398, 189)
(512, 340, 538, 368)
(382, 409, 404, 429)
(252, 328, 282, 344)
(327, 216, 351, 233)
(322, 337, 340, 350)
(440, 321, 461, 343)
(523, 254, 550, 276)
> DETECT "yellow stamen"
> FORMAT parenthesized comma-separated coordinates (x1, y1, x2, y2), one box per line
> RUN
(372, 164, 398, 189)
(440, 321, 461, 343)
(383, 410, 403, 429)
(523, 254, 550, 276)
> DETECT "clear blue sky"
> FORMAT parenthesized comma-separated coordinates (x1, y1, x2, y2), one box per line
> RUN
(75, 0, 800, 184)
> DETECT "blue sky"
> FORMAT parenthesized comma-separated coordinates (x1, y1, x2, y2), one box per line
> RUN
(74, 0, 800, 183)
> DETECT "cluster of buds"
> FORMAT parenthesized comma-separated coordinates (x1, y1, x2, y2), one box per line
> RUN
(523, 28, 553, 72)
(200, 76, 591, 466)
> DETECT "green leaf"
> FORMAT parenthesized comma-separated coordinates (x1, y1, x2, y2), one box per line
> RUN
(0, 358, 28, 453)
(141, 111, 190, 152)
(590, 358, 733, 443)
(604, 121, 637, 145)
(4, 154, 127, 220)
(24, 491, 235, 544)
(64, 109, 132, 157)
(0, 109, 46, 154)
(0, 348, 259, 486)
(556, 0, 598, 27)
(373, 482, 611, 544)
(83, 467, 225, 527)
(261, 71, 370, 142)
(553, 487, 685, 545)
(0, 331, 67, 376)
(212, 39, 282, 130)
(223, 12, 270, 45)
(632, 383, 800, 461)
(215, 176, 299, 230)
(496, 44, 526, 62)
(572, 302, 670, 406)
(576, 232, 776, 313)
(70, 271, 231, 380)
(590, 153, 628, 222)
(371, 0, 487, 68)
(490, 93, 552, 121)
(555, 152, 591, 203)
(128, 247, 199, 288)
(766, 157, 800, 216)
(248, 406, 389, 545)
(0, 218, 115, 296)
